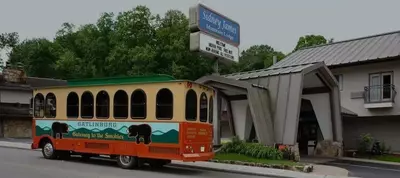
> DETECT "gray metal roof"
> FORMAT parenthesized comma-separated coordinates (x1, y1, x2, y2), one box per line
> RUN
(273, 30, 400, 68)
(341, 106, 357, 116)
(224, 63, 317, 80)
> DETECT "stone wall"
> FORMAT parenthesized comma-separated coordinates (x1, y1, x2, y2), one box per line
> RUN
(3, 118, 32, 138)
(314, 140, 343, 157)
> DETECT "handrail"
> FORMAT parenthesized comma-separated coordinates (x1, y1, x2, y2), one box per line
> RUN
(364, 84, 397, 103)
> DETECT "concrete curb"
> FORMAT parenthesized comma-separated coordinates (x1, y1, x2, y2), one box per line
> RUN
(0, 141, 354, 178)
(169, 163, 293, 178)
(336, 158, 400, 170)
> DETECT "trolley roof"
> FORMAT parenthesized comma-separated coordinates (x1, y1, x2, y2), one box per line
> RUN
(33, 74, 214, 90)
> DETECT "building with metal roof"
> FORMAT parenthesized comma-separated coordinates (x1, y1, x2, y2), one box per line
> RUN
(197, 62, 343, 157)
(198, 30, 400, 156)
(266, 30, 400, 152)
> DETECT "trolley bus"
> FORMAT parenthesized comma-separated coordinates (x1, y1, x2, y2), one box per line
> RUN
(30, 74, 215, 169)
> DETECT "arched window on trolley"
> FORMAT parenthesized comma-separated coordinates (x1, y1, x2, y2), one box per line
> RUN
(34, 93, 45, 118)
(66, 92, 79, 118)
(185, 89, 197, 121)
(44, 93, 57, 118)
(114, 90, 128, 119)
(96, 90, 110, 119)
(156, 88, 173, 120)
(199, 92, 208, 123)
(131, 89, 147, 119)
(81, 91, 94, 119)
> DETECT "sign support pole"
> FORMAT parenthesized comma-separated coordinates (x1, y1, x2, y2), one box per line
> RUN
(212, 57, 219, 75)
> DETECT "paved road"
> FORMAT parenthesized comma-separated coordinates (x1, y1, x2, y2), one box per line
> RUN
(0, 147, 267, 178)
(325, 162, 400, 178)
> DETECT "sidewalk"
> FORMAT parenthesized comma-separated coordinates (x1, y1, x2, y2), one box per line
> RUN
(0, 140, 353, 178)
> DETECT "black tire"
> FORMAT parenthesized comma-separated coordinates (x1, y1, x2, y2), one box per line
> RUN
(116, 155, 138, 169)
(41, 142, 57, 159)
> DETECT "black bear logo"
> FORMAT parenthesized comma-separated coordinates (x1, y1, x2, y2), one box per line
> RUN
(127, 124, 152, 144)
(51, 122, 69, 139)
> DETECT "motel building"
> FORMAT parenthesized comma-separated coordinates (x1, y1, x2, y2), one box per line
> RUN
(197, 62, 343, 158)
(188, 3, 343, 158)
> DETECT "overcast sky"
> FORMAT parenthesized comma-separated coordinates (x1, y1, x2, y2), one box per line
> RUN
(1, 0, 400, 54)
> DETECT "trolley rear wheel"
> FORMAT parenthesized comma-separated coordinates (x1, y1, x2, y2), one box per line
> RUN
(116, 155, 139, 169)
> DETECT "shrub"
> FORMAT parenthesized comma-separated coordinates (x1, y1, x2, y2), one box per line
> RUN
(219, 137, 283, 160)
(378, 140, 391, 154)
(357, 133, 373, 155)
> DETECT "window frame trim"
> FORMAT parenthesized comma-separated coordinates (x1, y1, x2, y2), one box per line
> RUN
(368, 71, 394, 102)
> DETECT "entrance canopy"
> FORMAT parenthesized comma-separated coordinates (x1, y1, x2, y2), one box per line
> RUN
(196, 75, 275, 145)
(197, 62, 343, 146)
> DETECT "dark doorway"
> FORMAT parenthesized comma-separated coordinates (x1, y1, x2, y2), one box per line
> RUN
(297, 99, 321, 155)
(0, 119, 3, 138)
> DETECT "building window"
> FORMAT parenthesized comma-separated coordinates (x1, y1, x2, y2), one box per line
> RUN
(156, 88, 173, 120)
(34, 93, 44, 118)
(200, 93, 208, 123)
(44, 93, 57, 118)
(368, 72, 393, 102)
(114, 90, 128, 119)
(96, 91, 110, 119)
(209, 96, 214, 124)
(81, 91, 94, 119)
(334, 74, 343, 91)
(131, 89, 146, 119)
(185, 89, 197, 121)
(66, 92, 79, 118)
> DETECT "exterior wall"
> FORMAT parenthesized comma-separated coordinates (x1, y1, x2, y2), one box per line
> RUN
(0, 90, 31, 104)
(331, 60, 400, 117)
(343, 116, 400, 152)
(3, 118, 32, 138)
(302, 93, 333, 140)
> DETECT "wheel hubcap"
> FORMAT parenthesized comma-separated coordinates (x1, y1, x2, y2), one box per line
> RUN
(119, 156, 132, 165)
(43, 143, 53, 157)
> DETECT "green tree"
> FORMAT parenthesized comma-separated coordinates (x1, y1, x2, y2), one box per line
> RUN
(5, 5, 286, 80)
(0, 32, 19, 69)
(8, 38, 62, 78)
(236, 45, 285, 72)
(293, 34, 333, 52)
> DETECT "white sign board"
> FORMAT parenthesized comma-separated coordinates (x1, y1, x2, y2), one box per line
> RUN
(190, 32, 239, 64)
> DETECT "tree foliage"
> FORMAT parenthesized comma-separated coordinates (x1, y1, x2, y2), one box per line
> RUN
(293, 34, 333, 52)
(236, 45, 285, 72)
(0, 32, 19, 69)
(3, 5, 330, 80)
(7, 6, 217, 80)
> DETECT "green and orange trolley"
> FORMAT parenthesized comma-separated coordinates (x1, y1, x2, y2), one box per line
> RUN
(30, 75, 215, 169)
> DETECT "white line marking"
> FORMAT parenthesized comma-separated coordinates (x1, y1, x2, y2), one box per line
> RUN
(330, 162, 400, 172)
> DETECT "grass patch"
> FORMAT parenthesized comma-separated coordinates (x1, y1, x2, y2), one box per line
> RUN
(214, 153, 302, 166)
(371, 155, 400, 163)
